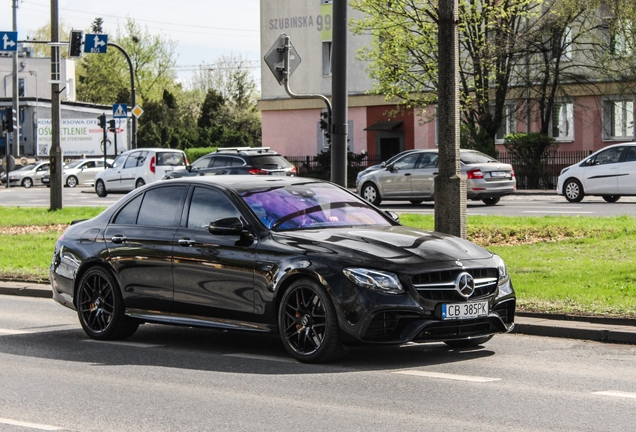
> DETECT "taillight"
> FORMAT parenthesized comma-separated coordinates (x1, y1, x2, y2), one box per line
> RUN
(150, 156, 156, 174)
(466, 169, 483, 179)
(248, 168, 268, 175)
(290, 166, 297, 176)
(511, 168, 515, 178)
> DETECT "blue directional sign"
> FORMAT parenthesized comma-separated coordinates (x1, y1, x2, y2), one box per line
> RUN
(84, 34, 108, 53)
(0, 31, 18, 52)
(113, 104, 128, 118)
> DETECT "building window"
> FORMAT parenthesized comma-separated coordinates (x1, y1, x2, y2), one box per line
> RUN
(322, 41, 332, 76)
(18, 78, 25, 97)
(552, 26, 572, 61)
(603, 19, 633, 56)
(496, 105, 516, 142)
(603, 98, 634, 140)
(550, 102, 574, 141)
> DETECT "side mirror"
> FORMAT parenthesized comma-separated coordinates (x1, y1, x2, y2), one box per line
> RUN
(385, 211, 400, 223)
(208, 217, 250, 236)
(186, 165, 192, 172)
(106, 163, 112, 169)
(381, 161, 387, 168)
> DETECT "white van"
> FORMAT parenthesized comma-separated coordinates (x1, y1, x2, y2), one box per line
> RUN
(94, 148, 187, 197)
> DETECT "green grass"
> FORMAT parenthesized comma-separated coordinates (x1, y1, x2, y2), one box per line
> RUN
(0, 207, 106, 226)
(1, 208, 635, 318)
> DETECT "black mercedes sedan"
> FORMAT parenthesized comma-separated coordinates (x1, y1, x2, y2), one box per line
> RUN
(50, 176, 515, 363)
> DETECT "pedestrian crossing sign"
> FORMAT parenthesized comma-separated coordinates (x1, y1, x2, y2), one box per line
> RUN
(112, 104, 127, 118)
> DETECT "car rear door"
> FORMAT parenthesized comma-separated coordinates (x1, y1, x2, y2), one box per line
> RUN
(172, 185, 257, 321)
(618, 146, 636, 194)
(119, 151, 147, 191)
(104, 185, 186, 312)
(409, 153, 438, 198)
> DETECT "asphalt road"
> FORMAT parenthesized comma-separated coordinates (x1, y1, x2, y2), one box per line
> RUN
(1, 295, 635, 431)
(2, 184, 636, 217)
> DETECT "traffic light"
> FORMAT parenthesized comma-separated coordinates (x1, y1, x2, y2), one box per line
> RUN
(4, 107, 16, 133)
(69, 30, 84, 58)
(97, 114, 106, 129)
(107, 119, 116, 132)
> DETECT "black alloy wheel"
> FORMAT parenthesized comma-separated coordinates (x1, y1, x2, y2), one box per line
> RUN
(444, 335, 493, 348)
(66, 175, 78, 188)
(95, 179, 107, 197)
(22, 177, 33, 188)
(482, 197, 501, 206)
(602, 195, 621, 203)
(278, 278, 344, 363)
(76, 267, 139, 340)
(135, 178, 145, 188)
(362, 182, 382, 206)
(564, 179, 584, 202)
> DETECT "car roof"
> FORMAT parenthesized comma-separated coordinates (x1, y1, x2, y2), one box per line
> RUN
(212, 147, 279, 156)
(163, 174, 323, 192)
(121, 148, 185, 154)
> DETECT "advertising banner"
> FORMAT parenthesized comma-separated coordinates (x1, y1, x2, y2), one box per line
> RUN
(37, 118, 128, 157)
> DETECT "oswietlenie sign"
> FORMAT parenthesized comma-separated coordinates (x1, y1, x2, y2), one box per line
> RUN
(37, 118, 127, 157)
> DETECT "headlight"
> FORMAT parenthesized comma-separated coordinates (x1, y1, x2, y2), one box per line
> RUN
(343, 268, 404, 294)
(493, 254, 513, 298)
(560, 167, 569, 176)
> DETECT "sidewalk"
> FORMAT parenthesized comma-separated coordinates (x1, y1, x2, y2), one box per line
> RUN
(2, 280, 634, 345)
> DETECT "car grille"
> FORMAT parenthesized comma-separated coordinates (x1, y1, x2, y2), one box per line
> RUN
(412, 268, 498, 301)
(364, 312, 421, 341)
(493, 299, 516, 324)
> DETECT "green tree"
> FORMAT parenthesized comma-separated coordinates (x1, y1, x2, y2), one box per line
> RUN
(350, 0, 536, 152)
(26, 20, 73, 57)
(76, 17, 178, 106)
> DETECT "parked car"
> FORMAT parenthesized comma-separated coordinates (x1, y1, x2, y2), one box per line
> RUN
(356, 149, 516, 206)
(94, 148, 187, 197)
(50, 175, 515, 363)
(557, 143, 636, 203)
(43, 158, 113, 188)
(163, 147, 296, 180)
(0, 161, 49, 188)
(355, 149, 419, 185)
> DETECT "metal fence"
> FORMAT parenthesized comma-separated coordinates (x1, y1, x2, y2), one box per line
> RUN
(286, 151, 592, 190)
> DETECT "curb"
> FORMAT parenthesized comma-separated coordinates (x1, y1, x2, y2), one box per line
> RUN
(1, 282, 634, 344)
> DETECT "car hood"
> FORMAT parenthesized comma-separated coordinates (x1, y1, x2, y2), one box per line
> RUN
(274, 225, 492, 265)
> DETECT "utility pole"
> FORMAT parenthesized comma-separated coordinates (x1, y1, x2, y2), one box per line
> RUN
(330, 0, 348, 187)
(49, 0, 63, 210)
(12, 0, 19, 158)
(434, 0, 466, 238)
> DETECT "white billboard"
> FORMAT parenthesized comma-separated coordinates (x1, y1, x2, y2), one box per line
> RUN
(37, 118, 128, 157)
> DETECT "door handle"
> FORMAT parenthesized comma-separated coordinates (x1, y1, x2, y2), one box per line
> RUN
(111, 235, 127, 244)
(178, 238, 196, 247)
(404, 173, 412, 176)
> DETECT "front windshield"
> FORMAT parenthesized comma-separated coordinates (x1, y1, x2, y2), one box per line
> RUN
(65, 160, 84, 169)
(240, 183, 392, 231)
(17, 163, 36, 171)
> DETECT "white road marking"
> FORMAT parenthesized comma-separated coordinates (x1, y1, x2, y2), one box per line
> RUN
(0, 417, 65, 430)
(592, 391, 636, 399)
(0, 325, 77, 336)
(393, 370, 501, 382)
(0, 328, 32, 335)
(82, 340, 162, 348)
(224, 353, 297, 363)
(523, 211, 594, 214)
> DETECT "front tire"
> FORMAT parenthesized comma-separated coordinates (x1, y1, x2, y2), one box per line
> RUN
(602, 195, 621, 203)
(66, 175, 78, 188)
(444, 335, 493, 348)
(361, 182, 381, 206)
(95, 179, 108, 197)
(76, 267, 139, 340)
(563, 179, 584, 202)
(482, 197, 501, 206)
(278, 278, 345, 363)
(22, 178, 33, 188)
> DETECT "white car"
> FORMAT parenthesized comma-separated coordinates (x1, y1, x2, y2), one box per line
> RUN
(0, 161, 49, 188)
(557, 143, 636, 202)
(94, 148, 187, 197)
(61, 158, 113, 188)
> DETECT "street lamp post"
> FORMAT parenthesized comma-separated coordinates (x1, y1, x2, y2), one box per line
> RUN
(108, 42, 136, 149)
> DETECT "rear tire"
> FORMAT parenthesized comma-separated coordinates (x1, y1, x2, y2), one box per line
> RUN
(564, 179, 584, 202)
(278, 278, 345, 363)
(95, 179, 108, 197)
(135, 178, 145, 189)
(361, 182, 381, 206)
(76, 266, 139, 340)
(482, 197, 500, 206)
(444, 335, 493, 348)
(602, 195, 620, 203)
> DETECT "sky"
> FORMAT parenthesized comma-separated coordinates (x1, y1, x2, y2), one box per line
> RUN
(0, 0, 262, 85)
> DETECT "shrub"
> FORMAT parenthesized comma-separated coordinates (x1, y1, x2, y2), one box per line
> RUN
(504, 133, 558, 189)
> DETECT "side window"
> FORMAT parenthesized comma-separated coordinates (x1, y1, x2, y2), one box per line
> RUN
(417, 153, 437, 168)
(85, 161, 96, 169)
(187, 187, 241, 230)
(96, 160, 104, 167)
(625, 147, 636, 162)
(111, 154, 127, 168)
(191, 157, 211, 170)
(211, 156, 230, 168)
(227, 157, 244, 167)
(113, 194, 143, 225)
(137, 186, 186, 227)
(393, 153, 421, 170)
(124, 152, 141, 169)
(593, 147, 624, 165)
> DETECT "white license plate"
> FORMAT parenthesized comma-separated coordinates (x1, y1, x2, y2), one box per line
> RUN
(270, 171, 287, 176)
(490, 171, 509, 178)
(441, 301, 489, 320)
